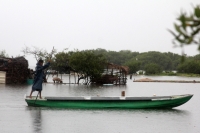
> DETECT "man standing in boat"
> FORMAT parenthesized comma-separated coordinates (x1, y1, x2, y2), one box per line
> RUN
(29, 59, 51, 99)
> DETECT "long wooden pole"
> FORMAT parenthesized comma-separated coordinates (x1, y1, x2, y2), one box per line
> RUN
(34, 92, 39, 105)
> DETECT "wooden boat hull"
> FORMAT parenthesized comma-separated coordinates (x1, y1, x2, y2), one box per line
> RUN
(25, 94, 193, 109)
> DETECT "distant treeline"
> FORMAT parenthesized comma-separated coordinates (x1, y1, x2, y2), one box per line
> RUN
(2, 48, 200, 75)
(89, 48, 200, 74)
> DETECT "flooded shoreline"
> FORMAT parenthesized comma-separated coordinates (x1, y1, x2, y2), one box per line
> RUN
(0, 76, 200, 133)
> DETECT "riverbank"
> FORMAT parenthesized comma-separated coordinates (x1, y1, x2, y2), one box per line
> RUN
(134, 78, 199, 83)
(138, 73, 200, 77)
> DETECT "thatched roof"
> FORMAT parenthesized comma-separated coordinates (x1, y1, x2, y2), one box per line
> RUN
(106, 63, 129, 74)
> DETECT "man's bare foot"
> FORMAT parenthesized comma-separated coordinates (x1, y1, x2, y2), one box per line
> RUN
(39, 97, 42, 99)
(29, 96, 32, 98)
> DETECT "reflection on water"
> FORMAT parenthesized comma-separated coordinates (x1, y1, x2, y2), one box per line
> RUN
(28, 108, 42, 133)
(24, 107, 192, 133)
(0, 76, 200, 133)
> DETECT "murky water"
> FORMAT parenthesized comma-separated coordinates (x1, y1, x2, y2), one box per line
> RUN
(0, 75, 200, 133)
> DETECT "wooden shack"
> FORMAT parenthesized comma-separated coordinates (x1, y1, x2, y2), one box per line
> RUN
(91, 63, 129, 85)
(0, 56, 29, 84)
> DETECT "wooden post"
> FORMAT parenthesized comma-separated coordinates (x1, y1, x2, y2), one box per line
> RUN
(74, 72, 76, 84)
(69, 71, 70, 84)
(121, 91, 125, 97)
(130, 74, 132, 79)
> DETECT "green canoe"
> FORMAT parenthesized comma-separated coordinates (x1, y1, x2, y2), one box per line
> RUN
(25, 94, 193, 109)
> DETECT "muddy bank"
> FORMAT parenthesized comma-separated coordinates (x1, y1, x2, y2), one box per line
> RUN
(134, 78, 200, 83)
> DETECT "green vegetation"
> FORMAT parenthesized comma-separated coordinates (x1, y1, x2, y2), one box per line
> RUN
(144, 63, 162, 75)
(124, 58, 140, 74)
(20, 45, 200, 76)
(92, 49, 200, 75)
(92, 50, 182, 74)
(177, 60, 200, 74)
(169, 5, 200, 58)
(50, 52, 69, 73)
(69, 50, 107, 84)
(156, 72, 177, 76)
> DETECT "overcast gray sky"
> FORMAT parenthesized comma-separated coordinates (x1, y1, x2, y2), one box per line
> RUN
(0, 0, 199, 66)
